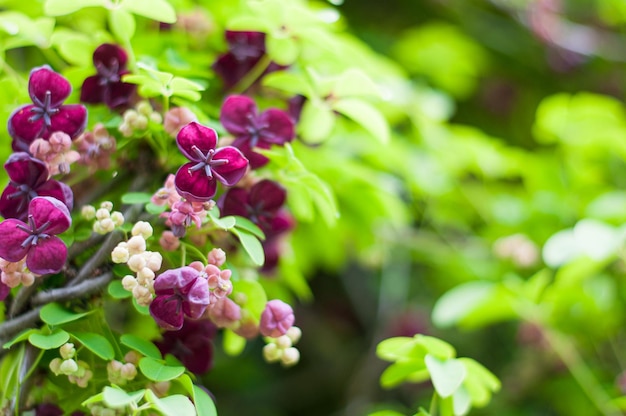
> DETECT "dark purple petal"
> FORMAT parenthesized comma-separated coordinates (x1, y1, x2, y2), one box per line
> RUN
(153, 266, 199, 294)
(155, 319, 216, 374)
(211, 147, 248, 186)
(5, 152, 48, 187)
(8, 105, 46, 150)
(212, 54, 256, 90)
(49, 104, 87, 139)
(225, 31, 267, 55)
(103, 80, 136, 109)
(219, 188, 249, 218)
(249, 180, 286, 213)
(176, 122, 217, 161)
(258, 109, 295, 145)
(181, 278, 210, 319)
(27, 236, 67, 275)
(80, 76, 105, 103)
(174, 162, 218, 202)
(220, 95, 257, 136)
(267, 211, 294, 237)
(232, 140, 269, 170)
(28, 66, 71, 107)
(29, 197, 71, 235)
(150, 296, 184, 330)
(0, 219, 30, 262)
(93, 43, 128, 69)
(0, 280, 9, 301)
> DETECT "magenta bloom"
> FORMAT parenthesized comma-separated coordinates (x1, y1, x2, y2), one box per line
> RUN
(174, 122, 248, 202)
(220, 95, 295, 169)
(149, 266, 211, 331)
(0, 197, 71, 275)
(219, 179, 286, 232)
(155, 318, 217, 375)
(0, 152, 73, 221)
(260, 299, 295, 338)
(8, 66, 87, 152)
(80, 44, 136, 109)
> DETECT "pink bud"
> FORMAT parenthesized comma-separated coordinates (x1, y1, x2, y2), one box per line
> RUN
(208, 297, 241, 327)
(260, 300, 295, 338)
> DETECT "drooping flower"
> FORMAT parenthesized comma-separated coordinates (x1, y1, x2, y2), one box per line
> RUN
(220, 95, 295, 169)
(219, 179, 287, 232)
(8, 66, 87, 152)
(212, 31, 283, 90)
(0, 196, 71, 275)
(160, 200, 206, 237)
(0, 152, 73, 221)
(259, 299, 295, 338)
(30, 132, 80, 176)
(149, 266, 211, 331)
(155, 318, 217, 375)
(174, 122, 248, 202)
(80, 44, 136, 109)
(74, 124, 117, 171)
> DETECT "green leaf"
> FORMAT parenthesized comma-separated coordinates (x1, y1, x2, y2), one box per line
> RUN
(234, 216, 265, 239)
(121, 192, 153, 204)
(50, 29, 94, 66)
(297, 99, 335, 144)
(333, 68, 380, 99)
(227, 16, 269, 32)
(368, 411, 407, 416)
(108, 280, 132, 299)
(81, 392, 104, 407)
(262, 71, 312, 96)
(207, 210, 236, 230)
(431, 281, 495, 328)
(108, 8, 135, 42)
(267, 34, 299, 65)
(71, 332, 115, 360)
(376, 337, 418, 361)
(380, 360, 427, 389)
(44, 0, 106, 16)
(232, 279, 267, 320)
(144, 389, 196, 416)
(192, 384, 218, 416)
(139, 356, 185, 381)
(333, 98, 390, 144)
(458, 358, 500, 407)
(452, 385, 472, 416)
(169, 77, 204, 92)
(424, 355, 466, 399)
(223, 328, 246, 357)
(40, 303, 91, 326)
(120, 334, 162, 360)
(102, 386, 145, 409)
(122, 0, 176, 23)
(29, 329, 70, 350)
(415, 335, 456, 360)
(3, 328, 38, 349)
(231, 228, 265, 266)
(146, 202, 167, 215)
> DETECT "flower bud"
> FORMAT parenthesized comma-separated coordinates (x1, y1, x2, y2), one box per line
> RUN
(111, 246, 130, 263)
(122, 275, 137, 290)
(95, 208, 110, 221)
(136, 101, 153, 116)
(159, 231, 180, 251)
(81, 205, 96, 220)
(110, 211, 125, 227)
(263, 343, 282, 363)
(100, 201, 113, 211)
(286, 326, 302, 344)
(60, 343, 75, 360)
(260, 300, 295, 338)
(127, 236, 146, 255)
(49, 358, 62, 375)
(132, 221, 153, 239)
(60, 359, 78, 375)
(124, 350, 140, 365)
(121, 363, 137, 380)
(275, 335, 292, 349)
(164, 107, 197, 137)
(207, 248, 226, 266)
(145, 252, 163, 272)
(127, 254, 147, 272)
(281, 347, 300, 367)
(99, 218, 115, 233)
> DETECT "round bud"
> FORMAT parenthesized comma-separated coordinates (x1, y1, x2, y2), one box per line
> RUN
(281, 347, 300, 367)
(59, 359, 78, 375)
(263, 343, 282, 363)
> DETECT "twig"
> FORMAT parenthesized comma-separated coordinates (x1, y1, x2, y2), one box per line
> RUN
(32, 271, 113, 305)
(8, 279, 43, 318)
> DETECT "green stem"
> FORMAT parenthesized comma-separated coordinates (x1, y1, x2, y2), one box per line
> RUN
(544, 329, 620, 416)
(429, 392, 438, 415)
(181, 242, 186, 267)
(230, 54, 272, 94)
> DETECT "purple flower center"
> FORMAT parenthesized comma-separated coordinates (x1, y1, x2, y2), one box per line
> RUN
(96, 59, 121, 85)
(188, 145, 229, 178)
(29, 91, 59, 127)
(245, 113, 270, 148)
(16, 215, 51, 248)
(231, 36, 262, 61)
(7, 183, 38, 214)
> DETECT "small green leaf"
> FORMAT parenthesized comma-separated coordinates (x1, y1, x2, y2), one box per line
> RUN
(332, 98, 390, 144)
(227, 16, 269, 32)
(231, 228, 265, 266)
(262, 71, 312, 96)
(40, 303, 91, 326)
(3, 328, 38, 349)
(44, 0, 106, 16)
(267, 34, 299, 65)
(452, 385, 472, 416)
(120, 334, 162, 359)
(29, 329, 70, 350)
(415, 335, 456, 360)
(333, 68, 380, 99)
(431, 281, 495, 328)
(144, 389, 196, 416)
(122, 0, 177, 23)
(376, 337, 418, 361)
(208, 210, 236, 230)
(380, 360, 427, 389)
(192, 384, 218, 416)
(71, 332, 115, 360)
(425, 355, 466, 399)
(108, 280, 132, 299)
(108, 8, 135, 42)
(232, 279, 268, 320)
(102, 386, 145, 409)
(146, 202, 167, 215)
(223, 328, 246, 357)
(139, 357, 185, 381)
(297, 99, 335, 144)
(234, 216, 265, 239)
(81, 392, 104, 407)
(121, 192, 153, 204)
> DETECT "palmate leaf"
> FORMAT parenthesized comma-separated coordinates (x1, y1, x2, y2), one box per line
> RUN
(122, 0, 176, 23)
(71, 332, 114, 360)
(44, 0, 107, 16)
(231, 228, 265, 266)
(332, 98, 390, 144)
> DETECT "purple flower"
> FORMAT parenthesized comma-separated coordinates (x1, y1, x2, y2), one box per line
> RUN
(155, 318, 217, 375)
(219, 179, 286, 233)
(261, 212, 294, 274)
(80, 44, 136, 109)
(0, 152, 73, 221)
(0, 196, 71, 275)
(149, 266, 211, 331)
(174, 122, 248, 202)
(0, 279, 9, 301)
(260, 299, 295, 338)
(220, 95, 295, 169)
(212, 31, 283, 90)
(8, 66, 87, 152)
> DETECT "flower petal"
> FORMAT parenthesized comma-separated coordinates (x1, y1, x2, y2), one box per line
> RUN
(28, 66, 72, 107)
(8, 105, 45, 150)
(218, 187, 249, 218)
(27, 236, 67, 275)
(0, 219, 30, 262)
(49, 104, 87, 139)
(182, 278, 210, 319)
(80, 76, 105, 104)
(4, 152, 48, 187)
(220, 95, 257, 136)
(0, 280, 9, 301)
(249, 180, 286, 213)
(211, 53, 255, 90)
(176, 122, 217, 161)
(153, 266, 199, 294)
(29, 196, 72, 235)
(174, 162, 218, 202)
(0, 185, 30, 221)
(258, 108, 295, 145)
(232, 140, 269, 170)
(93, 43, 128, 69)
(103, 81, 136, 109)
(150, 296, 184, 331)
(211, 146, 249, 186)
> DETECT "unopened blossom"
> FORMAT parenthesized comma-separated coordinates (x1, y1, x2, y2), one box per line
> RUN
(208, 297, 241, 328)
(220, 95, 295, 169)
(8, 66, 87, 151)
(260, 299, 295, 338)
(1, 258, 37, 288)
(0, 152, 73, 220)
(164, 107, 197, 137)
(174, 122, 248, 202)
(74, 123, 116, 171)
(207, 248, 226, 267)
(149, 266, 211, 330)
(151, 174, 181, 207)
(160, 200, 207, 237)
(0, 197, 71, 275)
(80, 44, 136, 109)
(155, 318, 217, 375)
(159, 230, 180, 251)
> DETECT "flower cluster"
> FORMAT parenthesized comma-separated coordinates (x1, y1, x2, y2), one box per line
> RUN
(107, 359, 138, 385)
(49, 343, 93, 388)
(29, 132, 80, 176)
(0, 257, 36, 289)
(83, 201, 124, 234)
(263, 325, 302, 367)
(74, 123, 117, 171)
(118, 101, 162, 137)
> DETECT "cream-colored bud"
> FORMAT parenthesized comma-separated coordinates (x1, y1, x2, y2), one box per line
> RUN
(111, 246, 130, 264)
(280, 347, 300, 367)
(60, 343, 75, 360)
(137, 267, 155, 285)
(127, 236, 146, 255)
(81, 205, 96, 220)
(286, 326, 302, 344)
(136, 101, 152, 116)
(263, 343, 282, 363)
(92, 222, 104, 234)
(127, 254, 147, 272)
(133, 115, 148, 130)
(132, 221, 153, 239)
(99, 218, 115, 233)
(122, 275, 137, 291)
(150, 112, 163, 124)
(107, 360, 123, 375)
(124, 350, 140, 365)
(145, 252, 162, 272)
(120, 363, 137, 380)
(100, 201, 113, 211)
(20, 273, 35, 286)
(123, 109, 139, 123)
(95, 208, 110, 221)
(132, 285, 150, 300)
(275, 335, 292, 349)
(60, 359, 78, 375)
(110, 211, 125, 227)
(49, 358, 62, 375)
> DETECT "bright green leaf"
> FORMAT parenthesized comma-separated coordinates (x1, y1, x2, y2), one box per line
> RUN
(71, 332, 115, 360)
(3, 328, 38, 349)
(102, 386, 145, 409)
(192, 384, 218, 416)
(376, 337, 418, 361)
(120, 334, 162, 359)
(40, 303, 91, 326)
(415, 335, 456, 360)
(380, 360, 427, 389)
(29, 329, 70, 350)
(333, 98, 390, 144)
(122, 0, 176, 23)
(425, 355, 466, 398)
(267, 34, 299, 65)
(108, 280, 132, 299)
(431, 281, 495, 328)
(231, 228, 265, 266)
(138, 356, 185, 381)
(121, 192, 153, 204)
(108, 8, 135, 42)
(297, 99, 335, 144)
(234, 216, 265, 239)
(223, 329, 246, 357)
(44, 0, 106, 16)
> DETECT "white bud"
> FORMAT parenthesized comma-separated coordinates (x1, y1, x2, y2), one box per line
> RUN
(132, 221, 153, 239)
(60, 359, 78, 375)
(280, 347, 300, 367)
(145, 252, 162, 272)
(120, 363, 137, 380)
(122, 275, 137, 291)
(111, 246, 130, 264)
(110, 211, 125, 227)
(100, 201, 114, 211)
(263, 343, 282, 363)
(99, 218, 115, 233)
(136, 101, 153, 116)
(81, 205, 96, 220)
(127, 236, 146, 255)
(276, 335, 292, 349)
(49, 358, 62, 375)
(137, 267, 155, 285)
(127, 254, 147, 272)
(95, 208, 110, 221)
(286, 326, 302, 344)
(60, 343, 75, 360)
